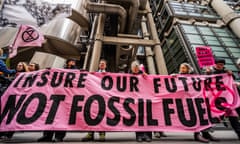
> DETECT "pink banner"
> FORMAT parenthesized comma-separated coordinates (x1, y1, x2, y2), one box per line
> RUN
(196, 46, 215, 68)
(0, 69, 239, 132)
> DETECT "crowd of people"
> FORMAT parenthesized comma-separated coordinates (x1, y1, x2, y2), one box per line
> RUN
(0, 46, 240, 143)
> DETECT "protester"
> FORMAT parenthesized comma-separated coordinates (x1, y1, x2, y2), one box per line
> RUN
(16, 62, 29, 76)
(205, 58, 240, 140)
(64, 58, 78, 69)
(97, 59, 107, 72)
(129, 60, 152, 142)
(0, 48, 16, 75)
(174, 63, 209, 143)
(0, 61, 29, 141)
(82, 59, 107, 142)
(28, 62, 40, 71)
(38, 58, 78, 142)
(0, 48, 16, 140)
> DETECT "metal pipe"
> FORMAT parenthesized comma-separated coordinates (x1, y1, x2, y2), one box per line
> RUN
(0, 0, 4, 10)
(89, 13, 106, 72)
(139, 0, 147, 10)
(102, 36, 156, 46)
(83, 15, 98, 70)
(141, 16, 156, 74)
(209, 0, 240, 38)
(84, 0, 127, 33)
(104, 0, 140, 33)
(145, 1, 168, 74)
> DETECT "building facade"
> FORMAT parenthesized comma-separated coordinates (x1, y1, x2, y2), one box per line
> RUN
(150, 0, 240, 78)
(0, 0, 167, 74)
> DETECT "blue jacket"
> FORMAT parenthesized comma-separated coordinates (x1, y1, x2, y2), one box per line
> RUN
(0, 60, 16, 74)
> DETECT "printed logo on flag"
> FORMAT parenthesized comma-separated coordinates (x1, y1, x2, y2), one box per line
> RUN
(22, 27, 40, 42)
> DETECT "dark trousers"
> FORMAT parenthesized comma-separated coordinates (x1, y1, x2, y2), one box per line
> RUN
(237, 87, 240, 116)
(42, 131, 66, 140)
(236, 107, 240, 116)
(136, 132, 152, 139)
(230, 87, 240, 138)
(0, 132, 14, 138)
(88, 131, 105, 136)
(229, 116, 240, 138)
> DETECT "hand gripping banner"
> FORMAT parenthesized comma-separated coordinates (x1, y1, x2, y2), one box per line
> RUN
(0, 69, 239, 132)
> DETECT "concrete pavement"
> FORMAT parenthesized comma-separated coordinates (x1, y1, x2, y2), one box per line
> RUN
(0, 130, 239, 144)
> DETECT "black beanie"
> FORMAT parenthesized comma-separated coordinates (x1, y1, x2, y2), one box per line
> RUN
(66, 58, 75, 64)
(215, 58, 225, 64)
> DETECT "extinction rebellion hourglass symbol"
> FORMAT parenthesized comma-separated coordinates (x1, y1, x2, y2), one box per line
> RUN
(22, 27, 39, 42)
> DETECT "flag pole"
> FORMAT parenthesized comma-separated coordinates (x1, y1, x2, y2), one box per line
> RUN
(8, 25, 22, 57)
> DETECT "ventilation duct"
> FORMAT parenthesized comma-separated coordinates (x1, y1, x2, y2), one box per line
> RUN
(104, 0, 140, 33)
(84, 0, 127, 33)
(39, 0, 89, 58)
(139, 0, 147, 10)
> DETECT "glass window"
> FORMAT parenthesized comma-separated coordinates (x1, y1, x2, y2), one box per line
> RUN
(161, 29, 188, 74)
(186, 8, 199, 13)
(184, 3, 195, 8)
(203, 36, 220, 45)
(175, 50, 185, 61)
(171, 41, 182, 53)
(169, 1, 219, 19)
(160, 9, 170, 26)
(225, 64, 238, 71)
(219, 37, 238, 47)
(232, 52, 240, 58)
(182, 25, 198, 34)
(210, 46, 225, 51)
(228, 47, 240, 53)
(213, 29, 230, 37)
(165, 53, 172, 62)
(203, 14, 218, 18)
(212, 28, 226, 33)
(137, 46, 145, 55)
(172, 6, 184, 12)
(224, 58, 233, 64)
(186, 34, 204, 44)
(168, 64, 177, 74)
(213, 51, 229, 57)
(162, 42, 169, 53)
(198, 27, 214, 35)
(175, 11, 187, 15)
(163, 21, 240, 75)
(189, 13, 201, 17)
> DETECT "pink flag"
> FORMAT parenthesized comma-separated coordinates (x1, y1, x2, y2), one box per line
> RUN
(9, 25, 44, 58)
